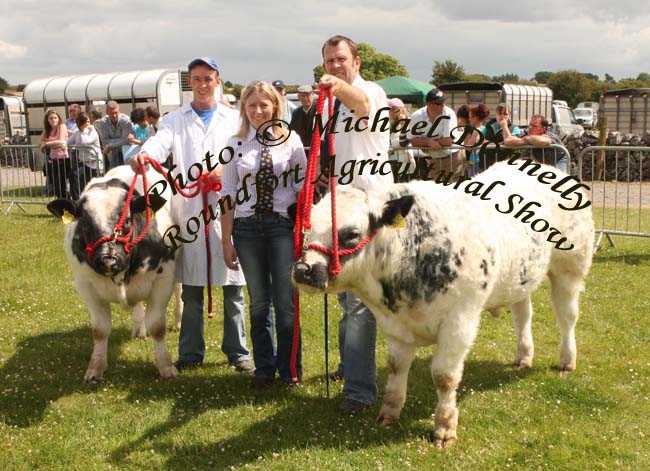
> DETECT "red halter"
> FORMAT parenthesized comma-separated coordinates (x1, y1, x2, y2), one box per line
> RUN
(84, 157, 221, 317)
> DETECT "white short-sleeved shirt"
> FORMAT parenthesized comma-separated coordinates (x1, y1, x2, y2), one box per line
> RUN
(222, 127, 307, 219)
(407, 105, 459, 158)
(326, 75, 392, 191)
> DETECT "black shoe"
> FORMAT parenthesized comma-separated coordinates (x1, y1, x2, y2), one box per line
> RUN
(174, 359, 202, 372)
(253, 377, 274, 390)
(337, 398, 370, 415)
(233, 360, 255, 375)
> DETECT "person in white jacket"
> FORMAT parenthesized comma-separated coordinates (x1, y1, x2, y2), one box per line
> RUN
(130, 57, 253, 374)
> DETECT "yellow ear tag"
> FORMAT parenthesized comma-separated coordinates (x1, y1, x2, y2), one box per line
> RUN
(61, 209, 75, 225)
(390, 213, 406, 229)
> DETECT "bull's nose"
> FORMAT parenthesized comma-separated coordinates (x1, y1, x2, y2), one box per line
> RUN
(293, 261, 312, 283)
(292, 261, 328, 291)
(102, 255, 118, 269)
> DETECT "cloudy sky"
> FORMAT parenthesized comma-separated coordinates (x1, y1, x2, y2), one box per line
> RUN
(1, 0, 649, 87)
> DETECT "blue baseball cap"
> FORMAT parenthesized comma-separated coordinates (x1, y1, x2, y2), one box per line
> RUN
(188, 57, 220, 74)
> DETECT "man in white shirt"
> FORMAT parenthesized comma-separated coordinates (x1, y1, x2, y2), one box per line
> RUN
(317, 35, 392, 415)
(406, 89, 462, 179)
(130, 57, 253, 375)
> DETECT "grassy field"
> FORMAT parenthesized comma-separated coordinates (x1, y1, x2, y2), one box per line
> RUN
(0, 205, 649, 471)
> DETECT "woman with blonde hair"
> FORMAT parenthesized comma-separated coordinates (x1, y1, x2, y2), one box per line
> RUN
(39, 109, 70, 198)
(221, 81, 307, 388)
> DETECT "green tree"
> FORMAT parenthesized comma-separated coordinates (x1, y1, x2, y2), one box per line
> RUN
(534, 71, 555, 84)
(313, 65, 324, 82)
(356, 43, 409, 81)
(636, 72, 650, 83)
(547, 70, 593, 107)
(231, 84, 244, 99)
(464, 73, 491, 82)
(431, 60, 465, 85)
(492, 73, 519, 83)
(0, 76, 8, 94)
(615, 79, 650, 89)
(604, 73, 616, 83)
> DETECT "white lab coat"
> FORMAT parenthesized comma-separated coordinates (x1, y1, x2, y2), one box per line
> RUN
(141, 103, 245, 287)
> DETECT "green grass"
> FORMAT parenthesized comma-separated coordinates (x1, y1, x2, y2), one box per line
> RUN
(1, 206, 649, 470)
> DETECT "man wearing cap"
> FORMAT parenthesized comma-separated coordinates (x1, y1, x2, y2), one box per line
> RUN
(272, 80, 297, 124)
(317, 35, 392, 415)
(289, 85, 316, 147)
(130, 57, 253, 375)
(406, 88, 461, 179)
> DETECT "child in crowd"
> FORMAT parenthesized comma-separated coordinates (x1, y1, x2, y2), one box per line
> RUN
(123, 108, 150, 164)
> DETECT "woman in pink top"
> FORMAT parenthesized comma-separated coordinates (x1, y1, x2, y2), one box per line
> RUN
(39, 110, 70, 198)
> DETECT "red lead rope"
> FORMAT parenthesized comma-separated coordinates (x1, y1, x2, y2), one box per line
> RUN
(290, 87, 380, 384)
(85, 157, 221, 317)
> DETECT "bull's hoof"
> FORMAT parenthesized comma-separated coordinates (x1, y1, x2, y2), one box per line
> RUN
(513, 359, 532, 370)
(433, 428, 457, 449)
(557, 361, 576, 373)
(159, 365, 180, 379)
(375, 412, 398, 427)
(131, 329, 147, 340)
(557, 362, 576, 376)
(434, 435, 457, 449)
(83, 370, 105, 384)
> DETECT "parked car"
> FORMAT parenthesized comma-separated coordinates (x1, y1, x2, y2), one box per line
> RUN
(574, 108, 595, 128)
(553, 99, 569, 107)
(551, 104, 584, 138)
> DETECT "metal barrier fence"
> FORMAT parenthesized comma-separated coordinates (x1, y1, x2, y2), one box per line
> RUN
(577, 146, 650, 250)
(0, 144, 104, 214)
(2, 142, 573, 214)
(390, 143, 572, 179)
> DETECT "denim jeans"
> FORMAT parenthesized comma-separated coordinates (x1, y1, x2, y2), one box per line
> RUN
(336, 291, 378, 404)
(233, 213, 302, 383)
(178, 284, 250, 365)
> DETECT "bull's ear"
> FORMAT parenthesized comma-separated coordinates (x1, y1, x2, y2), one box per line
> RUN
(47, 199, 78, 222)
(379, 195, 414, 229)
(287, 202, 297, 224)
(131, 194, 167, 214)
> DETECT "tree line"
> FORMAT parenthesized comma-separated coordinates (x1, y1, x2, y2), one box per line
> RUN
(3, 46, 648, 109)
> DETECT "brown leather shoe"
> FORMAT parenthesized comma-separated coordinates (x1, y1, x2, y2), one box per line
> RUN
(233, 360, 255, 375)
(337, 398, 370, 415)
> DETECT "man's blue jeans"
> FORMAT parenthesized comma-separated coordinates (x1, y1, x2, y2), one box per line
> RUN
(233, 213, 302, 383)
(336, 291, 378, 405)
(178, 284, 250, 365)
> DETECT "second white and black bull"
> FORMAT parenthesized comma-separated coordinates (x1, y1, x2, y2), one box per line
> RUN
(292, 160, 594, 448)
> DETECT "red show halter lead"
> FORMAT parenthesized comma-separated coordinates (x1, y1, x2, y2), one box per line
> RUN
(290, 87, 379, 384)
(85, 156, 222, 318)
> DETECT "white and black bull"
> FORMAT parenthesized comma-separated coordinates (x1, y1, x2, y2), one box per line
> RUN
(292, 160, 594, 448)
(47, 166, 182, 382)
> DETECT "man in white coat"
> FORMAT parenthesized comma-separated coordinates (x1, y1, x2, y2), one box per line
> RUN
(131, 57, 253, 373)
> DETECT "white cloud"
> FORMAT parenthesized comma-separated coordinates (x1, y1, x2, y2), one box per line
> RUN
(0, 40, 27, 59)
(0, 0, 648, 85)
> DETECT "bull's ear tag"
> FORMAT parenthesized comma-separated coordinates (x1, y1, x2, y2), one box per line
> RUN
(390, 213, 406, 229)
(61, 209, 75, 225)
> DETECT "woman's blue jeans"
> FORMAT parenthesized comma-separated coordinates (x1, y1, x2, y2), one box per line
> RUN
(233, 213, 302, 382)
